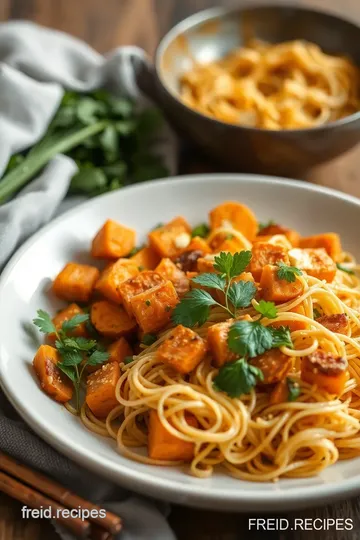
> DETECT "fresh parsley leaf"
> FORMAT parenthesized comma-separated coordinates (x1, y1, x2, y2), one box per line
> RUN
(142, 333, 157, 346)
(287, 378, 301, 402)
(277, 261, 303, 283)
(124, 356, 134, 365)
(57, 363, 77, 383)
(336, 263, 355, 275)
(313, 307, 322, 319)
(255, 300, 278, 319)
(213, 358, 264, 397)
(172, 289, 217, 327)
(61, 313, 89, 333)
(192, 273, 226, 292)
(61, 336, 97, 351)
(87, 350, 110, 365)
(270, 326, 293, 348)
(228, 280, 257, 309)
(228, 321, 273, 358)
(58, 349, 84, 366)
(33, 309, 57, 335)
(191, 223, 210, 238)
(213, 251, 252, 279)
(258, 220, 275, 232)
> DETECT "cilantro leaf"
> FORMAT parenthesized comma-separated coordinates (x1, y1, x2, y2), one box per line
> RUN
(33, 309, 56, 335)
(61, 336, 97, 351)
(213, 251, 233, 276)
(192, 273, 226, 292)
(57, 363, 77, 383)
(277, 261, 303, 283)
(336, 263, 355, 275)
(230, 251, 253, 277)
(213, 358, 264, 397)
(192, 223, 210, 238)
(287, 378, 301, 402)
(172, 289, 217, 327)
(228, 280, 257, 309)
(61, 313, 89, 333)
(142, 334, 157, 346)
(87, 350, 110, 365)
(58, 349, 83, 366)
(270, 326, 293, 348)
(255, 300, 278, 319)
(214, 250, 252, 279)
(228, 320, 273, 358)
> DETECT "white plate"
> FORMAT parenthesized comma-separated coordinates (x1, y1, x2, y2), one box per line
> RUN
(1, 174, 360, 511)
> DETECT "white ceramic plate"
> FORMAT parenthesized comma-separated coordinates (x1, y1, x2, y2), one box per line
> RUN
(1, 174, 360, 511)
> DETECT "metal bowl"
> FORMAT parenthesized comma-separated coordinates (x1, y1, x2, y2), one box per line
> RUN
(135, 5, 360, 177)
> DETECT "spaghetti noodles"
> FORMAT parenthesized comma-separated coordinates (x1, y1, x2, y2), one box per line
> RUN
(180, 40, 360, 129)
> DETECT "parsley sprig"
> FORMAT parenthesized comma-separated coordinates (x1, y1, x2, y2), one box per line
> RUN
(277, 261, 303, 283)
(33, 309, 109, 412)
(172, 251, 256, 327)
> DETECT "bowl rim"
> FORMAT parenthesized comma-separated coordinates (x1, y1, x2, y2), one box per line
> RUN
(154, 3, 360, 134)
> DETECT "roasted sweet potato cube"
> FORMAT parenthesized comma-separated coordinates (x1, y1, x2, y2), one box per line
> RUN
(91, 300, 137, 338)
(197, 256, 216, 273)
(260, 264, 304, 303)
(148, 217, 191, 258)
(207, 318, 243, 367)
(118, 271, 165, 316)
(250, 243, 289, 281)
(288, 248, 336, 282)
(317, 313, 349, 335)
(148, 410, 198, 461)
(33, 345, 73, 403)
(250, 349, 293, 384)
(130, 281, 179, 333)
(91, 219, 136, 259)
(86, 361, 120, 418)
(258, 224, 300, 247)
(108, 337, 133, 363)
(213, 235, 249, 254)
(130, 246, 160, 270)
(301, 351, 348, 394)
(209, 201, 258, 240)
(272, 303, 308, 332)
(299, 233, 341, 262)
(182, 236, 211, 255)
(50, 303, 87, 343)
(95, 259, 139, 303)
(155, 258, 189, 296)
(53, 262, 99, 303)
(157, 325, 207, 374)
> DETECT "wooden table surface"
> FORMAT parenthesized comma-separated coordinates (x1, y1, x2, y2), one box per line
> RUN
(1, 1, 360, 539)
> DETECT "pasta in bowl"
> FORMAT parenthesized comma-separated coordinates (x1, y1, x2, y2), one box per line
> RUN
(32, 196, 360, 483)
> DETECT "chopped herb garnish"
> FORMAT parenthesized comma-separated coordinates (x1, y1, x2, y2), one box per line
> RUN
(145, 300, 151, 306)
(142, 333, 157, 346)
(313, 307, 321, 319)
(33, 309, 109, 412)
(191, 223, 210, 238)
(213, 357, 264, 398)
(277, 261, 303, 283)
(258, 220, 275, 232)
(228, 320, 273, 359)
(287, 378, 301, 401)
(336, 263, 355, 275)
(270, 326, 293, 348)
(255, 300, 278, 320)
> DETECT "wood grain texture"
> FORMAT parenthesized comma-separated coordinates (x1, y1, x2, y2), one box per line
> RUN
(1, 1, 360, 539)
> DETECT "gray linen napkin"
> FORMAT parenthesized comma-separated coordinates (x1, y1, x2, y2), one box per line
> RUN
(0, 21, 177, 540)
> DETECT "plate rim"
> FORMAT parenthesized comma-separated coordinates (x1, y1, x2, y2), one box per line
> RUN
(2, 172, 360, 511)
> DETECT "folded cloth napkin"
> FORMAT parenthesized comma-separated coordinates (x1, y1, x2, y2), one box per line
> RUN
(0, 21, 177, 540)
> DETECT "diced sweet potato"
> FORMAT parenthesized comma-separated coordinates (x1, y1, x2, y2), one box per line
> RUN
(272, 303, 308, 332)
(130, 246, 160, 270)
(108, 337, 133, 363)
(91, 219, 136, 259)
(182, 236, 211, 255)
(50, 303, 87, 343)
(53, 263, 99, 303)
(148, 217, 191, 258)
(258, 224, 300, 247)
(95, 259, 139, 303)
(260, 264, 304, 303)
(317, 313, 349, 335)
(197, 255, 216, 273)
(86, 361, 120, 417)
(299, 233, 341, 262)
(130, 280, 179, 333)
(157, 325, 207, 374)
(288, 248, 336, 282)
(91, 300, 137, 338)
(209, 201, 258, 241)
(155, 258, 189, 296)
(207, 319, 237, 367)
(148, 410, 198, 461)
(118, 271, 165, 316)
(33, 345, 73, 403)
(213, 235, 249, 254)
(250, 349, 293, 384)
(250, 243, 290, 281)
(301, 351, 348, 394)
(269, 379, 291, 404)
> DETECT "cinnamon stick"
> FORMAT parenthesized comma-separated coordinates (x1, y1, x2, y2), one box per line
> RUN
(0, 451, 122, 535)
(0, 470, 90, 538)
